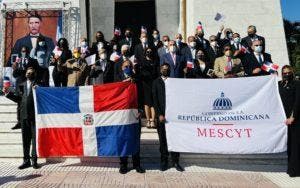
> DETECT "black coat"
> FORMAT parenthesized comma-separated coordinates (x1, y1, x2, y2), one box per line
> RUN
(195, 36, 209, 52)
(206, 45, 222, 67)
(13, 57, 39, 86)
(134, 43, 156, 64)
(89, 60, 114, 84)
(152, 77, 166, 117)
(242, 52, 272, 76)
(7, 34, 55, 66)
(119, 38, 139, 56)
(6, 80, 37, 121)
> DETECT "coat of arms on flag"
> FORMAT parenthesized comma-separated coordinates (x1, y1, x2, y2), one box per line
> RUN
(33, 82, 140, 157)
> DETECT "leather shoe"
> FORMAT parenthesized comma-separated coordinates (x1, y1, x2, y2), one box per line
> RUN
(173, 163, 184, 172)
(134, 166, 145, 173)
(11, 123, 21, 130)
(160, 163, 168, 171)
(32, 162, 40, 169)
(119, 165, 128, 174)
(18, 161, 31, 170)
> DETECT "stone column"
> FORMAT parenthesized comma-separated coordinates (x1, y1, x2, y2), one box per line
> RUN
(89, 0, 114, 43)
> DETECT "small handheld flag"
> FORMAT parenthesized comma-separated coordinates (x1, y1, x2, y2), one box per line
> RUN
(3, 76, 11, 88)
(261, 62, 279, 73)
(187, 61, 194, 69)
(197, 21, 203, 31)
(114, 27, 121, 36)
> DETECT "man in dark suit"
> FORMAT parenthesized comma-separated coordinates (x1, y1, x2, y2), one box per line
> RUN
(152, 63, 184, 172)
(195, 27, 209, 52)
(8, 14, 55, 66)
(91, 31, 111, 58)
(242, 40, 273, 76)
(241, 25, 265, 53)
(175, 33, 188, 56)
(134, 33, 155, 64)
(157, 35, 170, 60)
(206, 35, 222, 66)
(2, 67, 40, 170)
(119, 28, 138, 57)
(11, 46, 39, 130)
(180, 36, 197, 62)
(160, 40, 186, 78)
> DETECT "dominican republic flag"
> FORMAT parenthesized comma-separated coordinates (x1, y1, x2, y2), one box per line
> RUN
(261, 62, 279, 73)
(56, 11, 63, 42)
(33, 82, 140, 157)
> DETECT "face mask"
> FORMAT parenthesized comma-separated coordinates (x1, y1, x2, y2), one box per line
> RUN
(254, 46, 262, 53)
(96, 36, 104, 42)
(97, 42, 104, 50)
(73, 52, 80, 59)
(113, 45, 118, 51)
(39, 41, 45, 47)
(123, 67, 133, 77)
(248, 33, 255, 38)
(163, 41, 169, 47)
(169, 46, 176, 53)
(161, 70, 170, 77)
(125, 33, 131, 38)
(176, 39, 181, 44)
(233, 37, 240, 43)
(21, 52, 26, 58)
(189, 42, 196, 48)
(146, 51, 153, 57)
(153, 34, 159, 39)
(141, 37, 148, 44)
(197, 33, 204, 38)
(100, 53, 107, 60)
(196, 54, 205, 60)
(224, 50, 232, 57)
(81, 42, 87, 47)
(283, 74, 294, 81)
(210, 41, 217, 47)
(227, 33, 233, 39)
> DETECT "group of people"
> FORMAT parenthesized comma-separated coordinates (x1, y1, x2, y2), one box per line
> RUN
(2, 14, 300, 177)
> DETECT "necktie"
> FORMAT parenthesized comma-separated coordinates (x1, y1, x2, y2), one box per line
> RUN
(226, 57, 232, 72)
(258, 55, 263, 65)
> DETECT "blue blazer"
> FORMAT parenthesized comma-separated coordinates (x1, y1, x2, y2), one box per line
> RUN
(160, 53, 185, 78)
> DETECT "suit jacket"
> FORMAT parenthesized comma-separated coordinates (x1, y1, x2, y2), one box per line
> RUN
(8, 34, 55, 66)
(157, 46, 168, 60)
(63, 58, 90, 86)
(181, 45, 197, 62)
(214, 56, 244, 78)
(88, 59, 114, 85)
(242, 52, 272, 76)
(119, 37, 138, 56)
(91, 40, 111, 58)
(152, 77, 166, 117)
(195, 36, 209, 52)
(186, 60, 211, 78)
(206, 45, 222, 67)
(160, 53, 185, 78)
(176, 42, 188, 56)
(134, 43, 155, 64)
(241, 35, 266, 52)
(6, 80, 37, 121)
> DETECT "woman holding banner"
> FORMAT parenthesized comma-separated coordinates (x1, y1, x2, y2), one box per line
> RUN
(279, 65, 300, 177)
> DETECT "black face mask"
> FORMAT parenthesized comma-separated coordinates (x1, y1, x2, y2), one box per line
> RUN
(248, 33, 255, 38)
(161, 70, 170, 77)
(197, 33, 204, 38)
(96, 36, 104, 42)
(125, 33, 131, 38)
(283, 74, 294, 82)
(196, 55, 205, 61)
(124, 51, 130, 57)
(146, 51, 153, 57)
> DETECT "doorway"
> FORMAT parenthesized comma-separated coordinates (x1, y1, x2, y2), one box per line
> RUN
(115, 0, 156, 37)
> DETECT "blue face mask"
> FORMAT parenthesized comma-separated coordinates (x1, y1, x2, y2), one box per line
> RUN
(254, 46, 262, 53)
(123, 67, 133, 77)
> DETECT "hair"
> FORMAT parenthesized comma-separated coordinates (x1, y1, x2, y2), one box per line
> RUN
(282, 65, 294, 73)
(161, 63, 170, 69)
(248, 25, 257, 32)
(223, 44, 232, 51)
(57, 38, 69, 49)
(162, 35, 170, 41)
(188, 36, 196, 42)
(28, 13, 42, 22)
(20, 46, 29, 54)
(152, 29, 160, 34)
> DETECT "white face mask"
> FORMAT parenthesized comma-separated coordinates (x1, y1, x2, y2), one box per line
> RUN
(97, 42, 104, 50)
(153, 34, 159, 39)
(81, 41, 87, 47)
(169, 46, 176, 53)
(189, 42, 196, 48)
(100, 53, 107, 60)
(254, 46, 262, 53)
(39, 41, 45, 47)
(141, 37, 147, 44)
(163, 41, 169, 47)
(210, 41, 217, 47)
(176, 39, 182, 44)
(21, 52, 26, 58)
(233, 37, 240, 44)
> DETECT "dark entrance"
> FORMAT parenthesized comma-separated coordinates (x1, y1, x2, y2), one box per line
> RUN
(115, 0, 156, 37)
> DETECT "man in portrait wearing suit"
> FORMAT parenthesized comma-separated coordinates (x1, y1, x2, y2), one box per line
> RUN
(8, 14, 55, 66)
(2, 67, 40, 170)
(160, 40, 186, 78)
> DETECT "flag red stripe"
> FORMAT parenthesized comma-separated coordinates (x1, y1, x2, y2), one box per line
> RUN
(93, 82, 138, 112)
(38, 128, 83, 157)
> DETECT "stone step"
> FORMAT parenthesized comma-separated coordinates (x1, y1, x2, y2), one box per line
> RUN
(0, 105, 17, 113)
(0, 113, 18, 123)
(0, 96, 16, 105)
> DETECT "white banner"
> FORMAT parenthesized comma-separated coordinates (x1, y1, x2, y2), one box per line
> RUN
(165, 76, 287, 154)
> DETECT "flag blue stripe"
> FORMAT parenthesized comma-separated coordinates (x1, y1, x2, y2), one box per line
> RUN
(96, 123, 140, 157)
(36, 87, 80, 114)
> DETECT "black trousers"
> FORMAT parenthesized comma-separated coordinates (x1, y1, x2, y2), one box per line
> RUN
(21, 119, 37, 161)
(53, 70, 67, 87)
(287, 125, 300, 176)
(157, 121, 179, 164)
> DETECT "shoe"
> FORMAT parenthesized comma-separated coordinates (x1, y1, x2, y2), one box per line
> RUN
(18, 161, 31, 170)
(134, 166, 145, 173)
(32, 161, 40, 169)
(119, 165, 128, 174)
(173, 163, 184, 172)
(160, 163, 168, 171)
(11, 123, 21, 130)
(150, 120, 156, 128)
(146, 120, 151, 128)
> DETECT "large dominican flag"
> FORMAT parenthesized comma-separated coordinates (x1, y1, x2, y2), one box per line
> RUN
(33, 82, 140, 158)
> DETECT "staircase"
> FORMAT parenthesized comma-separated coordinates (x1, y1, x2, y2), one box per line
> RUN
(0, 96, 287, 166)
